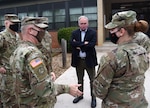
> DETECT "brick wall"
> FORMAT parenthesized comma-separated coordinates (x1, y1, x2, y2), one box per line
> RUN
(49, 31, 61, 48)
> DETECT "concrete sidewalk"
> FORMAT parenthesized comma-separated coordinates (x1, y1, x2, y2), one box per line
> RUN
(54, 42, 150, 108)
(54, 53, 104, 108)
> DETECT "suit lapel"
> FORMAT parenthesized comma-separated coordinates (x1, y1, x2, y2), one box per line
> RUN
(84, 29, 88, 41)
(79, 29, 82, 42)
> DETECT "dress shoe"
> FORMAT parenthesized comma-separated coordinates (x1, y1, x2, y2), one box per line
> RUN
(91, 98, 96, 108)
(73, 96, 83, 103)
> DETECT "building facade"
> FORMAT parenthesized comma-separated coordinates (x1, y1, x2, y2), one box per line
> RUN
(0, 0, 149, 45)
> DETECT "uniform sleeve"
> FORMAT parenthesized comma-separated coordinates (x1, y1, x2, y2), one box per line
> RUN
(0, 33, 7, 68)
(0, 33, 4, 48)
(54, 84, 70, 96)
(28, 57, 69, 97)
(93, 53, 116, 99)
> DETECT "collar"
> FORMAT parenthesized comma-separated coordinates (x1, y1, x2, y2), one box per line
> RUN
(80, 29, 87, 32)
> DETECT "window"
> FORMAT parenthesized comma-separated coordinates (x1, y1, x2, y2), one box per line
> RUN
(84, 7, 97, 28)
(84, 7, 97, 14)
(54, 9, 66, 29)
(40, 3, 53, 29)
(69, 8, 82, 27)
(28, 12, 38, 17)
(42, 10, 53, 29)
(53, 2, 66, 29)
(70, 8, 82, 21)
(18, 13, 27, 19)
(28, 5, 38, 17)
(0, 15, 4, 31)
(55, 9, 65, 22)
(42, 11, 53, 22)
(0, 0, 97, 30)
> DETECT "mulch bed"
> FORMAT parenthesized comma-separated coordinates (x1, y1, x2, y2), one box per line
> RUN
(52, 53, 71, 78)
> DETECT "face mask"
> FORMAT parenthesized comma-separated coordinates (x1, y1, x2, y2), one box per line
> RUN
(109, 32, 119, 44)
(9, 23, 19, 32)
(35, 30, 45, 43)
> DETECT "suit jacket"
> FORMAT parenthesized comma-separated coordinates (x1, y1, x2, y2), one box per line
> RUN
(70, 28, 98, 68)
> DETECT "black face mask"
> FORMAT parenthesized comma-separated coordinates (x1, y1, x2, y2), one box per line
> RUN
(109, 33, 119, 44)
(35, 30, 45, 43)
(9, 23, 19, 32)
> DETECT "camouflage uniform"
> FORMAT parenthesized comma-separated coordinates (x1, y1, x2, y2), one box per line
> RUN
(10, 41, 70, 108)
(133, 32, 150, 65)
(9, 17, 70, 108)
(41, 30, 52, 53)
(93, 42, 149, 108)
(0, 14, 21, 108)
(40, 17, 52, 53)
(93, 10, 150, 108)
(36, 18, 54, 106)
(40, 31, 53, 72)
(133, 32, 150, 53)
(40, 17, 53, 72)
(37, 41, 52, 75)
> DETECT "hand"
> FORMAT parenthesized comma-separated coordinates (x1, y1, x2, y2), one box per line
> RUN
(76, 47, 80, 50)
(0, 67, 6, 73)
(84, 41, 88, 44)
(51, 72, 56, 81)
(69, 84, 83, 97)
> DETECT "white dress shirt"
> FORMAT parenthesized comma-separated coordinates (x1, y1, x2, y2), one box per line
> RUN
(79, 30, 86, 58)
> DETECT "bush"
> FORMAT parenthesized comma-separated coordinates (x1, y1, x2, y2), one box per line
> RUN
(57, 27, 78, 52)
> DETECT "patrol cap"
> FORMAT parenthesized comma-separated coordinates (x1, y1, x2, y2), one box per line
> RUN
(40, 17, 48, 24)
(4, 14, 20, 22)
(21, 16, 48, 29)
(105, 10, 137, 29)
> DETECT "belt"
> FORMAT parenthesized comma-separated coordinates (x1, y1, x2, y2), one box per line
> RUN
(79, 57, 86, 59)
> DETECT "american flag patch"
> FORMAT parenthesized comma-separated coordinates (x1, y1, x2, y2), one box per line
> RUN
(30, 58, 43, 68)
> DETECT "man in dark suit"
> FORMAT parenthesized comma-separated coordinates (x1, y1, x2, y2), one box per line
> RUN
(70, 16, 98, 108)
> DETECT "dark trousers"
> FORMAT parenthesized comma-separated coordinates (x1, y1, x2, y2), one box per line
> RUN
(76, 58, 95, 98)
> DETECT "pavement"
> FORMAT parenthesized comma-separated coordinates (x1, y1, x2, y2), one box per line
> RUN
(54, 42, 150, 108)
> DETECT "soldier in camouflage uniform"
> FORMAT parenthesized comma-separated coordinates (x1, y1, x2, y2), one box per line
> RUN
(9, 16, 83, 108)
(37, 17, 54, 79)
(34, 17, 56, 105)
(93, 10, 149, 108)
(132, 20, 150, 60)
(133, 31, 150, 53)
(41, 17, 52, 54)
(132, 16, 150, 70)
(0, 14, 21, 108)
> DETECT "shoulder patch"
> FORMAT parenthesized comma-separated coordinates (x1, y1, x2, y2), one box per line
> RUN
(30, 58, 43, 68)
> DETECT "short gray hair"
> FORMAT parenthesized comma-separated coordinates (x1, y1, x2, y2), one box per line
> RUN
(78, 16, 89, 23)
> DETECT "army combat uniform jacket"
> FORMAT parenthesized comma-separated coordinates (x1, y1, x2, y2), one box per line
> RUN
(10, 41, 69, 108)
(0, 29, 20, 107)
(93, 42, 149, 108)
(133, 32, 150, 54)
(40, 31, 53, 73)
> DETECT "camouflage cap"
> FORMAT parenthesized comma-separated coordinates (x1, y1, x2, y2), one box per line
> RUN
(4, 14, 20, 22)
(21, 16, 48, 29)
(40, 17, 48, 24)
(105, 10, 137, 29)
